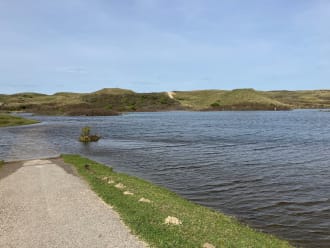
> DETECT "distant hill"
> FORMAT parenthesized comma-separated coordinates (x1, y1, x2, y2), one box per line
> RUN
(262, 90, 330, 109)
(174, 89, 290, 110)
(1, 88, 330, 115)
(92, 88, 135, 95)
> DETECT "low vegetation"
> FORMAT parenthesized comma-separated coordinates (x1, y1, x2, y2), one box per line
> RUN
(173, 90, 228, 110)
(175, 89, 291, 110)
(263, 90, 330, 109)
(1, 88, 330, 115)
(0, 89, 181, 115)
(81, 92, 182, 112)
(62, 154, 293, 248)
(0, 113, 38, 127)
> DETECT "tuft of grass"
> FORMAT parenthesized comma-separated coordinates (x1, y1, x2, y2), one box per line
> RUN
(62, 154, 293, 248)
(0, 114, 39, 127)
(0, 160, 4, 169)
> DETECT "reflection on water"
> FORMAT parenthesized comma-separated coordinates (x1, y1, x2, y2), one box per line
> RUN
(0, 111, 330, 247)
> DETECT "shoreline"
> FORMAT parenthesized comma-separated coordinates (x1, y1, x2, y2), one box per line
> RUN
(0, 113, 39, 127)
(1, 155, 294, 247)
(61, 154, 293, 248)
(2, 108, 327, 124)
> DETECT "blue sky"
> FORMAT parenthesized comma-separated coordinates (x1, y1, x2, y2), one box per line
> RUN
(0, 0, 328, 94)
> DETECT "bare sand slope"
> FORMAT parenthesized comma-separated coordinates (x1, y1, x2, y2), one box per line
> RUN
(167, 91, 176, 99)
(0, 158, 147, 248)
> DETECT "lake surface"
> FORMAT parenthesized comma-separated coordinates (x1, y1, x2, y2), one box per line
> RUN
(1, 111, 329, 247)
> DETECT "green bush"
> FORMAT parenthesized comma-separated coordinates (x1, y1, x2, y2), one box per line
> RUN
(79, 126, 100, 143)
(160, 97, 169, 104)
(210, 102, 220, 107)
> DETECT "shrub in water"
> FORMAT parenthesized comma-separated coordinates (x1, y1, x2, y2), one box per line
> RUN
(79, 126, 100, 143)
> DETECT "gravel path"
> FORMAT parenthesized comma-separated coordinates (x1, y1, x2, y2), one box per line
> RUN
(0, 158, 147, 248)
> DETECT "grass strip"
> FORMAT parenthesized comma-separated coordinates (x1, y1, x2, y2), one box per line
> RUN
(0, 114, 38, 127)
(62, 154, 293, 248)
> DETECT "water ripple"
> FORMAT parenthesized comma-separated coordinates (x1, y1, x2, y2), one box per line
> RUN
(1, 111, 330, 247)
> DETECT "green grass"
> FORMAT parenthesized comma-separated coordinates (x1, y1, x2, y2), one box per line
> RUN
(263, 90, 330, 109)
(0, 114, 39, 127)
(0, 160, 4, 169)
(62, 154, 293, 248)
(173, 90, 227, 109)
(174, 89, 291, 110)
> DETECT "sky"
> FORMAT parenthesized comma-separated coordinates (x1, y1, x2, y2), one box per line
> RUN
(0, 0, 329, 94)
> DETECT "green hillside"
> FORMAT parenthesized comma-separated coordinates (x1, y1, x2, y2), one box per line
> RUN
(174, 89, 291, 110)
(92, 88, 135, 95)
(0, 89, 181, 115)
(263, 90, 330, 109)
(81, 91, 182, 113)
(1, 88, 330, 115)
(172, 90, 227, 109)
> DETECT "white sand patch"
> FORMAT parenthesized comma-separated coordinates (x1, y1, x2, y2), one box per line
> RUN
(115, 183, 126, 190)
(138, 198, 151, 203)
(167, 91, 176, 99)
(203, 243, 216, 248)
(101, 176, 109, 181)
(164, 216, 182, 225)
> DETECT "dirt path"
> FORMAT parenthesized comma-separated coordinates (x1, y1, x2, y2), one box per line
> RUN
(167, 91, 176, 99)
(0, 158, 147, 248)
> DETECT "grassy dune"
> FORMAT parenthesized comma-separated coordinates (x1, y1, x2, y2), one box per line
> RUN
(263, 90, 330, 109)
(172, 90, 227, 109)
(0, 89, 180, 115)
(174, 89, 291, 110)
(0, 114, 38, 127)
(1, 88, 330, 115)
(92, 88, 135, 95)
(62, 154, 293, 248)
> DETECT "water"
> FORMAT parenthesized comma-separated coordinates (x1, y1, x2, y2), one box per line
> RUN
(1, 111, 329, 247)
